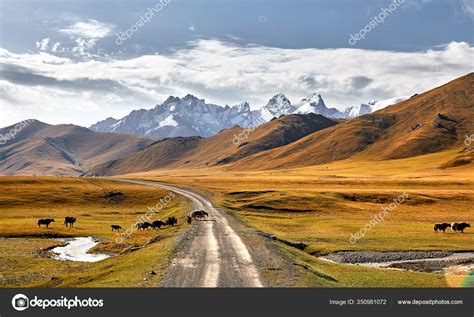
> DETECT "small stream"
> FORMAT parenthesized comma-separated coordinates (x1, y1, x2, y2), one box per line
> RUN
(319, 251, 474, 275)
(51, 237, 111, 263)
(336, 252, 474, 269)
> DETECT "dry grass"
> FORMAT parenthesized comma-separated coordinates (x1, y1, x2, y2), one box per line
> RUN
(123, 149, 474, 287)
(0, 176, 190, 287)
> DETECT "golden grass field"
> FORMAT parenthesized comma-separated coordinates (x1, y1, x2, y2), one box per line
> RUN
(0, 177, 190, 287)
(0, 147, 473, 287)
(123, 147, 474, 287)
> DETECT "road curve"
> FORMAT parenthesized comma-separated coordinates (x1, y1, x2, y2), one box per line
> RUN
(117, 179, 263, 287)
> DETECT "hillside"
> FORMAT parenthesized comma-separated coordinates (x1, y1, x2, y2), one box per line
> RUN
(87, 114, 338, 175)
(0, 121, 154, 176)
(229, 73, 474, 170)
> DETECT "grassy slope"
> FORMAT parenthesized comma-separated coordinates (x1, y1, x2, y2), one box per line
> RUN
(229, 73, 474, 170)
(0, 177, 190, 287)
(124, 148, 474, 287)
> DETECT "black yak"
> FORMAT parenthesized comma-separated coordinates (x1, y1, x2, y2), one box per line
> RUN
(136, 222, 152, 230)
(152, 220, 166, 229)
(452, 222, 471, 233)
(166, 216, 178, 226)
(111, 224, 122, 231)
(434, 223, 451, 233)
(64, 216, 76, 227)
(37, 218, 55, 228)
(190, 210, 208, 220)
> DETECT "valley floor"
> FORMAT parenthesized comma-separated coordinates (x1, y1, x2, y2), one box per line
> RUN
(122, 149, 474, 287)
(0, 149, 473, 287)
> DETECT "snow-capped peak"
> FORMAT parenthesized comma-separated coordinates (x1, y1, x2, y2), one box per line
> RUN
(301, 93, 324, 104)
(234, 102, 250, 112)
(342, 96, 409, 117)
(344, 104, 372, 117)
(294, 93, 346, 118)
(296, 93, 327, 114)
(90, 92, 407, 140)
(366, 96, 409, 112)
(261, 93, 296, 120)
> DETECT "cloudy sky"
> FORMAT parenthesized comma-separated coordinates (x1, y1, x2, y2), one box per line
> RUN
(0, 0, 473, 127)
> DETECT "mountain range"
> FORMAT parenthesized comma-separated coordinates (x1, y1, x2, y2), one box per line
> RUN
(89, 93, 407, 139)
(88, 72, 474, 175)
(0, 73, 472, 176)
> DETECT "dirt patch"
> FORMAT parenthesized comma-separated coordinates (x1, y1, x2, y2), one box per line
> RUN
(227, 190, 276, 197)
(104, 191, 125, 203)
(255, 231, 308, 250)
(339, 193, 436, 205)
(243, 204, 316, 213)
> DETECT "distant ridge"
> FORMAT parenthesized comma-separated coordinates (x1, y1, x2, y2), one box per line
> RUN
(0, 120, 154, 176)
(87, 113, 338, 175)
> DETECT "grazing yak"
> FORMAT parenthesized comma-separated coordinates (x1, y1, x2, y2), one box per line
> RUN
(166, 216, 178, 226)
(136, 222, 152, 230)
(111, 225, 122, 231)
(64, 216, 76, 227)
(190, 210, 208, 220)
(37, 218, 55, 228)
(152, 220, 166, 230)
(434, 223, 451, 233)
(452, 222, 471, 233)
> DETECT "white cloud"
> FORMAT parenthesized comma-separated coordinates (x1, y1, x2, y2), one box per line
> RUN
(71, 38, 98, 56)
(35, 38, 50, 51)
(0, 39, 473, 128)
(51, 42, 62, 52)
(53, 19, 114, 57)
(59, 19, 114, 39)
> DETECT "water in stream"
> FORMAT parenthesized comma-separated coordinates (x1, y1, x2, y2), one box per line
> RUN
(51, 236, 111, 263)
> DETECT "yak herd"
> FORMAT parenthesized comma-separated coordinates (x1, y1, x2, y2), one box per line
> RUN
(133, 216, 178, 231)
(37, 216, 76, 228)
(36, 209, 211, 232)
(36, 215, 178, 231)
(37, 215, 471, 234)
(433, 222, 471, 233)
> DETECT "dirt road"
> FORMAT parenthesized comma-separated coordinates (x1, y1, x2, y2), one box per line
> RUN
(118, 179, 264, 287)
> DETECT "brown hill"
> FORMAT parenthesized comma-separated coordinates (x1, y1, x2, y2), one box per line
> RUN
(0, 120, 154, 176)
(229, 73, 474, 170)
(87, 114, 338, 175)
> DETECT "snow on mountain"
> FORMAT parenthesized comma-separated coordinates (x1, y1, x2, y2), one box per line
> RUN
(90, 117, 119, 131)
(344, 103, 372, 117)
(342, 96, 409, 118)
(366, 96, 409, 112)
(90, 94, 262, 139)
(90, 93, 408, 139)
(294, 93, 346, 118)
(260, 93, 296, 120)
